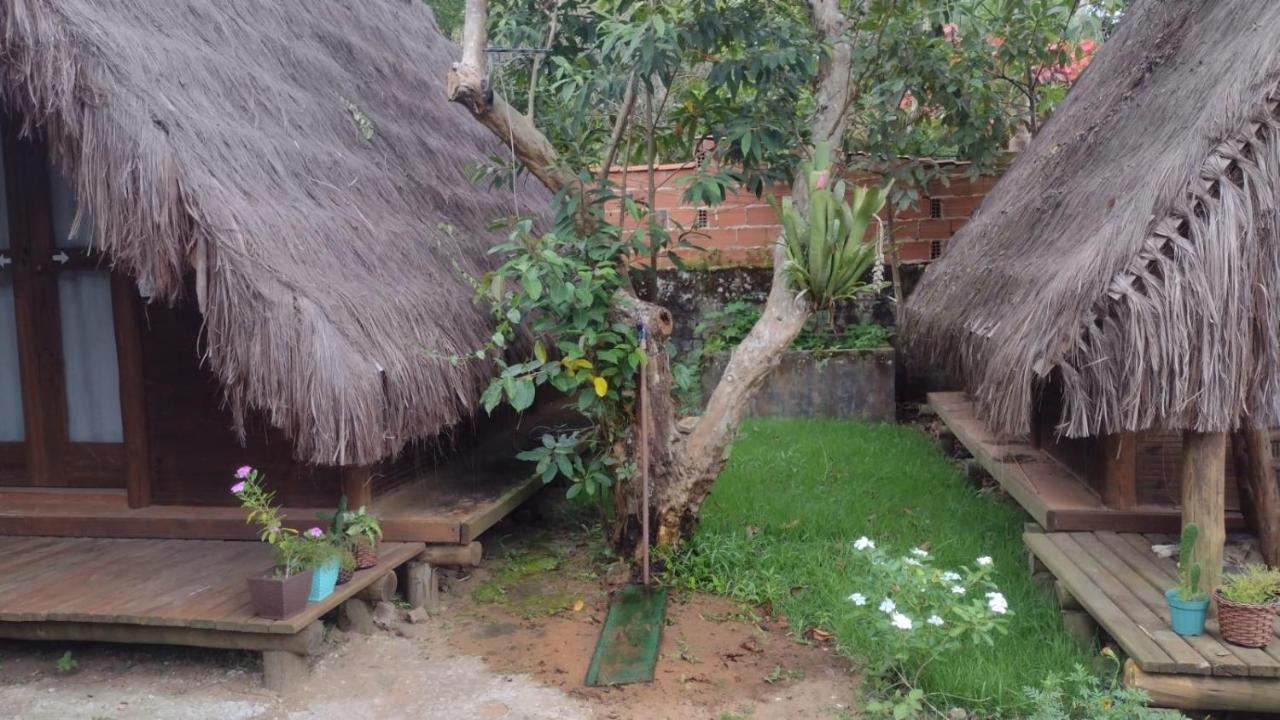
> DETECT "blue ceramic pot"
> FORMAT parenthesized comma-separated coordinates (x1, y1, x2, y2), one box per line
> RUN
(1166, 587, 1209, 636)
(308, 557, 340, 602)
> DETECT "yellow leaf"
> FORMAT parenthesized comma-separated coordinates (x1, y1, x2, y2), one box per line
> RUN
(534, 341, 548, 364)
(593, 376, 608, 397)
(574, 358, 593, 370)
(573, 599, 585, 612)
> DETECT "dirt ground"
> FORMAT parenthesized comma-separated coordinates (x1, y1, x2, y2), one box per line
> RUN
(0, 497, 860, 720)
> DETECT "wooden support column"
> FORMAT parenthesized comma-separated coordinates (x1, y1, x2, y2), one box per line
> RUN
(113, 274, 151, 508)
(341, 464, 373, 510)
(1181, 431, 1225, 599)
(1101, 432, 1137, 510)
(1232, 427, 1280, 566)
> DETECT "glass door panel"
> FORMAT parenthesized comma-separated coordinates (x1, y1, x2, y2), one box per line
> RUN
(56, 272, 122, 444)
(49, 169, 91, 248)
(0, 273, 21, 441)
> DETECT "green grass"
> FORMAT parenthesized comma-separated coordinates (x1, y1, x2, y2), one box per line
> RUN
(665, 418, 1092, 715)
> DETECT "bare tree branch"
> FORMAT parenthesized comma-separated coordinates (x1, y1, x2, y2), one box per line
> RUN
(596, 71, 640, 187)
(447, 0, 580, 196)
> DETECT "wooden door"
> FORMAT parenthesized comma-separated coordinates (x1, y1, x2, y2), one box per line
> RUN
(0, 116, 146, 494)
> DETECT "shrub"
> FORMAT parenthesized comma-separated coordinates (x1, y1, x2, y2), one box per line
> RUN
(1219, 564, 1280, 606)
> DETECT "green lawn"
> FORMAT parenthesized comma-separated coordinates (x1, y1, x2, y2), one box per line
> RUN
(665, 418, 1092, 715)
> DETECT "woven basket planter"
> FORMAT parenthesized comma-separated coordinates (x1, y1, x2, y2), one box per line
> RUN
(355, 543, 379, 570)
(1216, 590, 1279, 648)
(336, 566, 354, 585)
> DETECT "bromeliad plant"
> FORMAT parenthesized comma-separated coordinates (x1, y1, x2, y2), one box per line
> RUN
(779, 141, 890, 311)
(846, 538, 1012, 717)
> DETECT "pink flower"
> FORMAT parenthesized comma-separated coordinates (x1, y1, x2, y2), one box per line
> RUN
(814, 171, 830, 190)
(230, 481, 246, 494)
(307, 527, 323, 538)
(235, 465, 252, 479)
(942, 23, 959, 44)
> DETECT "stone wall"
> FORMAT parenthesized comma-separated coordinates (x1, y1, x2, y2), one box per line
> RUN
(702, 349, 896, 421)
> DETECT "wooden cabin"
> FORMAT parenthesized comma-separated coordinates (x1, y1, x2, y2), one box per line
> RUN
(0, 0, 549, 545)
(904, 1, 1280, 711)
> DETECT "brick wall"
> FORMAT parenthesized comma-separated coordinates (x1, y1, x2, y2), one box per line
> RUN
(606, 162, 1000, 267)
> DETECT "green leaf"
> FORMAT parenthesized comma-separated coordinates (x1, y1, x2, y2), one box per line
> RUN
(534, 340, 548, 364)
(510, 380, 536, 412)
(522, 272, 543, 301)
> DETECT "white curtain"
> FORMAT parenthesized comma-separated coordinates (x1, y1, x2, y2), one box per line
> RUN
(0, 274, 22, 441)
(57, 271, 122, 442)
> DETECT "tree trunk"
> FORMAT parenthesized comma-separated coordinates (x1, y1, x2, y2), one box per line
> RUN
(448, 0, 856, 552)
(1181, 431, 1225, 600)
(1232, 427, 1280, 566)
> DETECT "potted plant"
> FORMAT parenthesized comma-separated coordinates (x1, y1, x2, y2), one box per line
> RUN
(232, 466, 314, 620)
(1216, 564, 1280, 648)
(1165, 523, 1209, 636)
(341, 505, 383, 570)
(298, 528, 347, 602)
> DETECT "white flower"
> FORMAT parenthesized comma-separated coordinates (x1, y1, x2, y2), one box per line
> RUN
(904, 557, 922, 567)
(854, 536, 875, 551)
(911, 548, 929, 558)
(941, 571, 961, 582)
(950, 585, 966, 595)
(848, 593, 867, 606)
(927, 614, 944, 627)
(879, 598, 896, 614)
(976, 556, 993, 567)
(986, 591, 1009, 615)
(890, 612, 913, 630)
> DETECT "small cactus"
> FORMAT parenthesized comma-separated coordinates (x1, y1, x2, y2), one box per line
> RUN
(1178, 523, 1205, 601)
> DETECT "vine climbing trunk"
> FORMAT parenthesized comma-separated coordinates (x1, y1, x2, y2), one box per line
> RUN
(447, 0, 858, 553)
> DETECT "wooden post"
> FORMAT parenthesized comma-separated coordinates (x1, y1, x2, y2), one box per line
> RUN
(1101, 432, 1137, 510)
(403, 561, 439, 612)
(341, 465, 373, 510)
(418, 542, 483, 567)
(1232, 427, 1280, 566)
(1181, 431, 1225, 599)
(113, 274, 151, 509)
(262, 650, 309, 693)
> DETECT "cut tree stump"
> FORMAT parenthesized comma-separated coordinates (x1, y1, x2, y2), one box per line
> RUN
(339, 598, 375, 635)
(403, 561, 439, 612)
(418, 542, 483, 567)
(354, 571, 397, 603)
(263, 649, 310, 693)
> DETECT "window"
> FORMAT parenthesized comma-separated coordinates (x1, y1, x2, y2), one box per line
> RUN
(929, 198, 943, 219)
(693, 208, 709, 230)
(929, 239, 943, 260)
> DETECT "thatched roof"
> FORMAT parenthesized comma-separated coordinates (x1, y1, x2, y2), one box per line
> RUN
(902, 0, 1280, 439)
(0, 0, 550, 465)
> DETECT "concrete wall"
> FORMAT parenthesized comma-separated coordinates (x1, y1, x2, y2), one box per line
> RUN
(702, 349, 896, 422)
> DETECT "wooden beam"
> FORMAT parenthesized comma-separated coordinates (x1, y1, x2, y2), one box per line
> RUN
(341, 465, 373, 511)
(1181, 431, 1226, 600)
(1101, 432, 1138, 510)
(417, 541, 483, 567)
(112, 274, 151, 508)
(0, 617, 322, 655)
(1124, 658, 1280, 713)
(1233, 427, 1280, 566)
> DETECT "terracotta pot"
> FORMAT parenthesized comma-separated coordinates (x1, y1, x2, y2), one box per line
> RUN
(1215, 590, 1279, 648)
(355, 543, 379, 570)
(247, 569, 313, 620)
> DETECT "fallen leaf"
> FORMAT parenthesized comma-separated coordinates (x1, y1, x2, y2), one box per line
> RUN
(572, 600, 585, 612)
(782, 518, 800, 530)
(808, 628, 833, 643)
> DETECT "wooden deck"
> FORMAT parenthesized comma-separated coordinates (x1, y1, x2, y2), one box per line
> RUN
(0, 537, 428, 691)
(1028, 530, 1280, 712)
(930, 392, 1243, 533)
(0, 537, 424, 633)
(0, 470, 541, 545)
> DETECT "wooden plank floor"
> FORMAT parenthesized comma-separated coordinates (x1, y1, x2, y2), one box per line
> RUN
(0, 470, 542, 544)
(0, 537, 424, 634)
(930, 392, 1244, 533)
(1027, 530, 1280, 678)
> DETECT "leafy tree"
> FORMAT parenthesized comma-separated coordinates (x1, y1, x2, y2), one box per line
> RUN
(440, 0, 1121, 551)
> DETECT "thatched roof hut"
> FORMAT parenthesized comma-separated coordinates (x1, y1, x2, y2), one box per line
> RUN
(0, 0, 548, 466)
(903, 0, 1280, 439)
